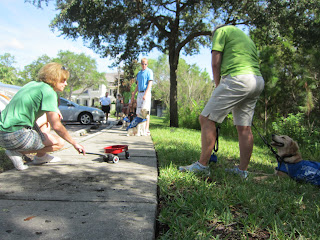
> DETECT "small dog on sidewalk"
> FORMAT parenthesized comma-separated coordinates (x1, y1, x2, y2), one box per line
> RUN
(126, 109, 148, 136)
(121, 112, 136, 129)
(271, 134, 320, 186)
(127, 119, 147, 136)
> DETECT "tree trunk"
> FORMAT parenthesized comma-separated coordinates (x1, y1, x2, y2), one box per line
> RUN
(169, 49, 179, 127)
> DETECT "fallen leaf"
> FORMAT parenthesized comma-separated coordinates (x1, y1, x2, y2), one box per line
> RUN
(24, 216, 36, 221)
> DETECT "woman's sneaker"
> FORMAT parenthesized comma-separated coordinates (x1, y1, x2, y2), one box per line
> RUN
(225, 167, 248, 179)
(33, 154, 61, 165)
(179, 161, 209, 174)
(5, 150, 29, 171)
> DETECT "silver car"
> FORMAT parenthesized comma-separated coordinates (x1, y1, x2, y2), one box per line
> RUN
(59, 97, 105, 124)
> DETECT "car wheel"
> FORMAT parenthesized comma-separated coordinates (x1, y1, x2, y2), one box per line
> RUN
(79, 112, 93, 125)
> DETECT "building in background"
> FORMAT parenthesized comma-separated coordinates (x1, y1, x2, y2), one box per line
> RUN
(71, 71, 123, 110)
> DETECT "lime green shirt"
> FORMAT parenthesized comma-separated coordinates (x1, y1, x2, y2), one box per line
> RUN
(0, 81, 59, 132)
(212, 25, 261, 77)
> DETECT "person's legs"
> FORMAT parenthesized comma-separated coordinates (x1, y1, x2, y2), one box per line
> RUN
(198, 115, 217, 166)
(138, 92, 152, 133)
(21, 132, 64, 164)
(105, 110, 109, 122)
(1, 127, 64, 170)
(179, 115, 216, 173)
(225, 75, 263, 177)
(102, 105, 109, 122)
(35, 113, 51, 158)
(21, 132, 64, 156)
(146, 114, 150, 132)
(136, 92, 144, 117)
(127, 103, 131, 115)
(236, 125, 253, 171)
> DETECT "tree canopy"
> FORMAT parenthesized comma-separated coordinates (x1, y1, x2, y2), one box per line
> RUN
(0, 53, 19, 85)
(28, 0, 320, 127)
(53, 51, 105, 99)
(1, 51, 105, 101)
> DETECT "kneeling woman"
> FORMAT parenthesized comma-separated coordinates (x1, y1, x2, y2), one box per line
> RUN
(0, 62, 86, 170)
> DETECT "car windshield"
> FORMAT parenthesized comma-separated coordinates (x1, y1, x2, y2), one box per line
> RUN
(59, 98, 79, 107)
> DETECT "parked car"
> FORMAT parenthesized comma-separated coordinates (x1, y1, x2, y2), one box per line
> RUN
(59, 97, 105, 124)
(0, 82, 21, 112)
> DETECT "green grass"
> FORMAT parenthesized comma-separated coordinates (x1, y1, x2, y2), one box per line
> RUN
(151, 116, 320, 240)
(0, 146, 13, 172)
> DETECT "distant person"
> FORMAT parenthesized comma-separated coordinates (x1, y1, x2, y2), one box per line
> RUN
(0, 62, 86, 171)
(100, 92, 111, 123)
(131, 58, 153, 135)
(179, 25, 265, 178)
(116, 94, 123, 120)
(127, 98, 137, 116)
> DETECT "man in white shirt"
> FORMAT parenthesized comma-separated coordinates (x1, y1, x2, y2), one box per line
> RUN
(100, 92, 111, 123)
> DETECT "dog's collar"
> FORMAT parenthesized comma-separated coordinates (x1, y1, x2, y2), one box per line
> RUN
(281, 154, 295, 162)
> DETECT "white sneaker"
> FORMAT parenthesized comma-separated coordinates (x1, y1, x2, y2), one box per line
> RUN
(33, 154, 61, 165)
(179, 161, 210, 174)
(5, 150, 29, 170)
(225, 167, 248, 179)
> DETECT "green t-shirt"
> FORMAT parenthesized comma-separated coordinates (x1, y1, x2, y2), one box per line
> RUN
(0, 81, 59, 132)
(211, 25, 261, 77)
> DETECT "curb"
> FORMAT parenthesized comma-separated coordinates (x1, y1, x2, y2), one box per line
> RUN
(72, 122, 115, 137)
(73, 126, 92, 136)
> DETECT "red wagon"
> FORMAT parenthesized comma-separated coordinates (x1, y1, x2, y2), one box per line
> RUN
(104, 145, 130, 163)
(86, 145, 129, 163)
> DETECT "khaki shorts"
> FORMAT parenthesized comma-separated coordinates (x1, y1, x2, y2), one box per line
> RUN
(201, 74, 264, 126)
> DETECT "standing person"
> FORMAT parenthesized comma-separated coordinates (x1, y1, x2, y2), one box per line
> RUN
(179, 25, 265, 178)
(127, 98, 137, 116)
(131, 58, 153, 135)
(116, 94, 123, 121)
(100, 92, 111, 123)
(0, 62, 86, 171)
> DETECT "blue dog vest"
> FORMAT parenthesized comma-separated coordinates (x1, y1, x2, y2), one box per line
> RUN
(126, 117, 147, 130)
(276, 160, 320, 186)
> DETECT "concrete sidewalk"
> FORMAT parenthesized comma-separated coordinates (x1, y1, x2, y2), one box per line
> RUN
(0, 122, 158, 240)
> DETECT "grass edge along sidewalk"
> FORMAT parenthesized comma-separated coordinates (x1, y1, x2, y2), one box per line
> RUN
(150, 117, 320, 240)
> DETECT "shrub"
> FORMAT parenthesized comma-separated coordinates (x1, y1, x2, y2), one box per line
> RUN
(272, 113, 320, 160)
(178, 100, 205, 130)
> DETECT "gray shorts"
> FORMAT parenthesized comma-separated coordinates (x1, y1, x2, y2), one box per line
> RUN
(0, 127, 45, 151)
(201, 74, 264, 126)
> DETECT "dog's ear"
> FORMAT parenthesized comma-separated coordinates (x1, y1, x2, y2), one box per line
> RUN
(289, 140, 299, 153)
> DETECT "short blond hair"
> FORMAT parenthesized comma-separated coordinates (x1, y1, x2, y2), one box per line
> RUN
(141, 58, 148, 64)
(38, 62, 70, 88)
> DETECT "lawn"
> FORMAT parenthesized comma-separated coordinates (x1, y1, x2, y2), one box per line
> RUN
(0, 147, 14, 172)
(150, 117, 320, 240)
